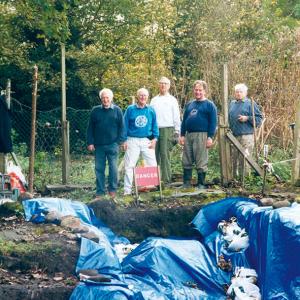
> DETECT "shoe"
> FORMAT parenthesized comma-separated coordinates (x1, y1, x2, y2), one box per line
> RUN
(92, 195, 104, 202)
(182, 182, 192, 188)
(108, 192, 116, 199)
(197, 171, 206, 189)
(182, 169, 192, 188)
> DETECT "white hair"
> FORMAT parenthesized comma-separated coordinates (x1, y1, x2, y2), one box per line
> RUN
(137, 87, 149, 97)
(159, 76, 170, 85)
(234, 83, 248, 93)
(99, 88, 113, 100)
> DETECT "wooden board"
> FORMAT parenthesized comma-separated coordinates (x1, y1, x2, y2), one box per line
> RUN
(226, 131, 264, 177)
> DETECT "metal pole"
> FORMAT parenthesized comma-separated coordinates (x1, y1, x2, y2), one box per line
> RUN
(61, 43, 70, 184)
(28, 65, 38, 193)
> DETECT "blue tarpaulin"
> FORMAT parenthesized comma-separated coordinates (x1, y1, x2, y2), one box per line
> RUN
(23, 197, 300, 299)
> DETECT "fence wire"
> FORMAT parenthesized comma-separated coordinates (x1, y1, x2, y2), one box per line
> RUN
(10, 100, 95, 187)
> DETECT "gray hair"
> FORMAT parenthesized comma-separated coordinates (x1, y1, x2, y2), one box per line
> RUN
(234, 83, 248, 93)
(159, 76, 170, 85)
(99, 88, 113, 100)
(137, 87, 149, 97)
(193, 80, 208, 91)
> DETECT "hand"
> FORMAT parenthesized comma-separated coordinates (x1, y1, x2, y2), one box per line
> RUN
(206, 138, 213, 148)
(121, 142, 128, 151)
(87, 144, 95, 151)
(149, 139, 156, 149)
(179, 136, 185, 146)
(238, 115, 248, 122)
(173, 132, 180, 145)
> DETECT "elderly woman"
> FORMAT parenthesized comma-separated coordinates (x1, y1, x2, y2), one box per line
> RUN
(122, 88, 159, 195)
(229, 83, 263, 179)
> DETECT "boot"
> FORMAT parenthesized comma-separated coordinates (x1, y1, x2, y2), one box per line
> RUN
(182, 169, 192, 188)
(197, 171, 206, 189)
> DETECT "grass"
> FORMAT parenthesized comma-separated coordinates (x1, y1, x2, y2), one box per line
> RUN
(12, 143, 293, 195)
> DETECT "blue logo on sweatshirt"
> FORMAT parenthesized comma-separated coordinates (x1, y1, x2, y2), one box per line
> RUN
(135, 115, 148, 127)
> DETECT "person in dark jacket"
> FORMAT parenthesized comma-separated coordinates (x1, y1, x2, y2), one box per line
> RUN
(229, 83, 263, 179)
(179, 80, 217, 189)
(87, 88, 125, 199)
(0, 94, 13, 154)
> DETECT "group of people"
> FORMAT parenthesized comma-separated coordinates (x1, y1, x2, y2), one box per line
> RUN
(87, 77, 262, 200)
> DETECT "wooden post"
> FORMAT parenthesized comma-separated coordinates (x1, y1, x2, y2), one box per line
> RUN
(6, 79, 11, 109)
(251, 98, 258, 160)
(28, 65, 38, 193)
(292, 97, 300, 184)
(218, 64, 233, 185)
(61, 43, 70, 184)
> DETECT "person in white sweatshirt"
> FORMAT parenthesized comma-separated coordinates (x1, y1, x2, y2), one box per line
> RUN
(150, 77, 181, 184)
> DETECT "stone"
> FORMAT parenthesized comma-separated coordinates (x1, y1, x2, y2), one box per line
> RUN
(259, 198, 274, 206)
(273, 200, 291, 209)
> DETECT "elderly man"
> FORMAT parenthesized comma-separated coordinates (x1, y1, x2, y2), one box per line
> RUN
(87, 88, 125, 200)
(123, 88, 159, 195)
(229, 83, 262, 179)
(180, 80, 217, 189)
(150, 77, 181, 184)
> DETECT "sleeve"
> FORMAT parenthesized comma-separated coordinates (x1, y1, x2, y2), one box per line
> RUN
(86, 109, 94, 145)
(117, 108, 126, 144)
(207, 102, 218, 138)
(151, 109, 159, 139)
(123, 107, 129, 141)
(180, 103, 189, 136)
(173, 98, 181, 133)
(248, 101, 263, 128)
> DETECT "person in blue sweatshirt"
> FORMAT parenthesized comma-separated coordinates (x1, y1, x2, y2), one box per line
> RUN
(229, 83, 262, 179)
(122, 88, 159, 195)
(87, 88, 125, 200)
(179, 80, 217, 189)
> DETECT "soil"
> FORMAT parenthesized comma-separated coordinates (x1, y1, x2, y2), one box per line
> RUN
(0, 186, 299, 300)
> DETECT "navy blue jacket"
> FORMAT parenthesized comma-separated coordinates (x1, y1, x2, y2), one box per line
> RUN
(181, 99, 217, 138)
(229, 98, 262, 136)
(87, 104, 125, 146)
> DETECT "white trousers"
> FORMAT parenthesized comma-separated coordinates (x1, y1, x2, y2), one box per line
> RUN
(124, 137, 157, 194)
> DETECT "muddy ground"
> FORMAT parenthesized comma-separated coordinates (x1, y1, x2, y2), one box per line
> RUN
(0, 186, 299, 300)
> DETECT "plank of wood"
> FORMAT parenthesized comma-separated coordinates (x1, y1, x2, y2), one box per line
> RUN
(46, 184, 93, 192)
(226, 131, 264, 177)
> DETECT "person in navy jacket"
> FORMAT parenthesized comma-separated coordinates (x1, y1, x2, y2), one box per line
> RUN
(180, 80, 217, 189)
(229, 83, 262, 179)
(87, 88, 125, 200)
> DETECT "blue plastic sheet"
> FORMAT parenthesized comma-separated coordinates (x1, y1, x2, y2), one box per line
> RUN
(23, 197, 300, 299)
(23, 198, 129, 245)
(191, 197, 300, 300)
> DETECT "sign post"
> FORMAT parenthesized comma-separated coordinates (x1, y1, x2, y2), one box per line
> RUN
(134, 166, 162, 204)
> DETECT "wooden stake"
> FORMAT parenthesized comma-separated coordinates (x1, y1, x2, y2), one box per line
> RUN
(61, 43, 70, 184)
(28, 65, 38, 193)
(251, 98, 258, 160)
(292, 97, 300, 184)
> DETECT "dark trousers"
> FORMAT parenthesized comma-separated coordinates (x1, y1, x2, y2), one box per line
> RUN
(95, 143, 119, 195)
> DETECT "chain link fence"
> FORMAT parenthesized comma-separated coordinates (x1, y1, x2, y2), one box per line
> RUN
(10, 100, 96, 188)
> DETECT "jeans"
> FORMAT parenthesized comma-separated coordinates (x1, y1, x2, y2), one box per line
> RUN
(95, 143, 119, 195)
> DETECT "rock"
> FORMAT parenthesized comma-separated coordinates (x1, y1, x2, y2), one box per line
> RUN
(80, 232, 99, 243)
(60, 216, 81, 230)
(273, 200, 291, 209)
(259, 198, 274, 206)
(45, 210, 63, 224)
